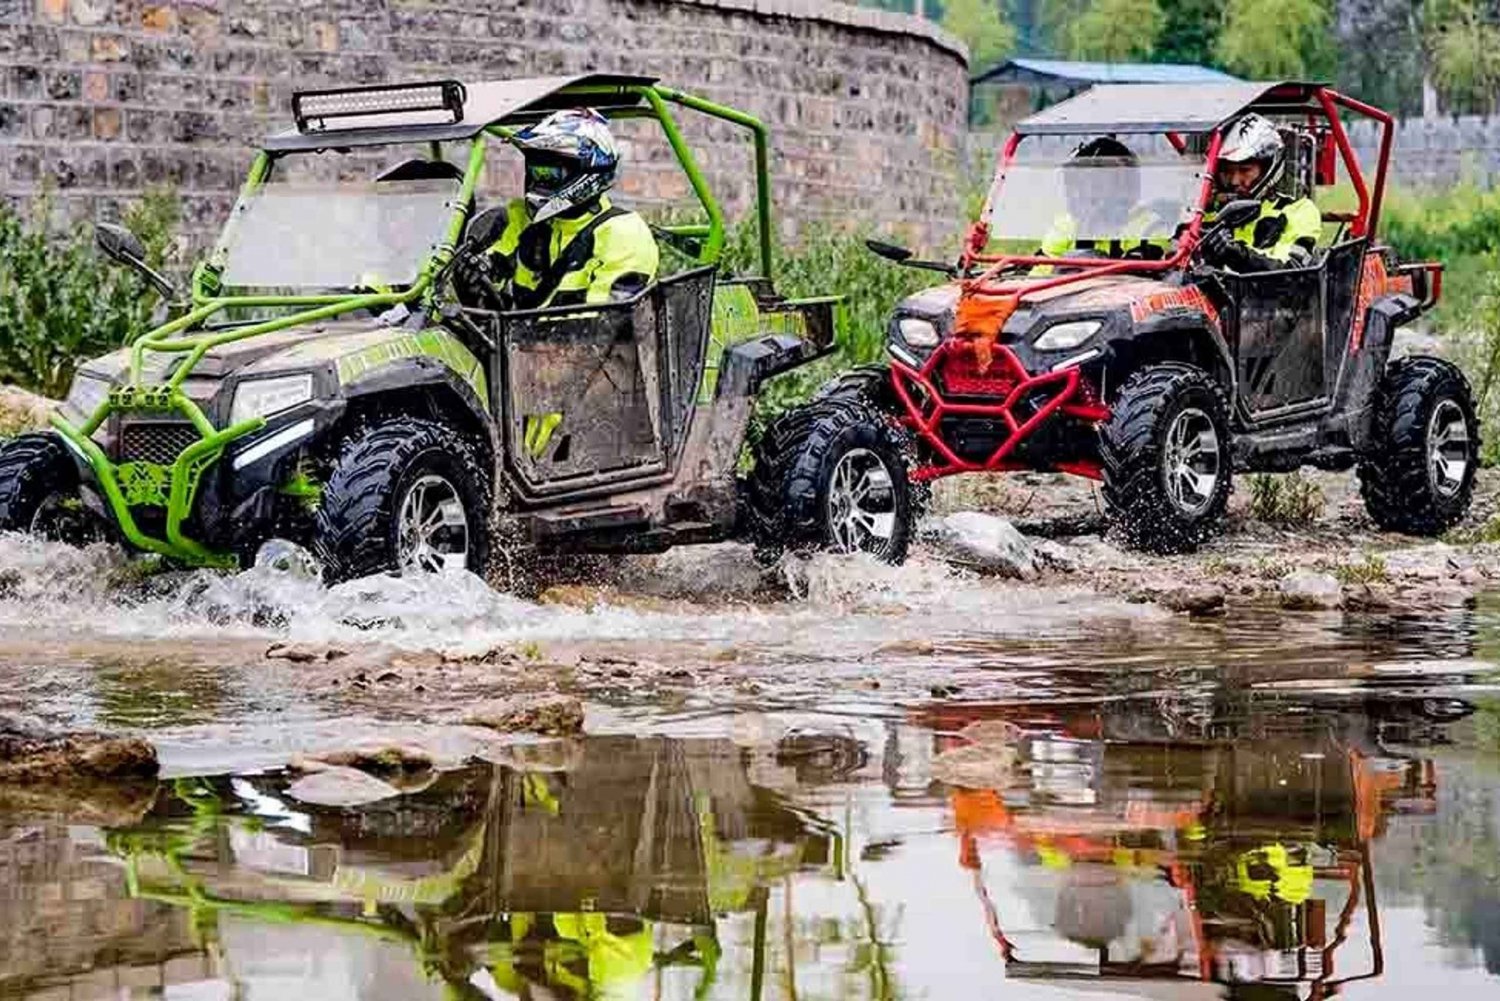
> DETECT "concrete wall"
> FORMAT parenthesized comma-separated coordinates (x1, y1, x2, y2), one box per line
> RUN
(0, 0, 970, 253)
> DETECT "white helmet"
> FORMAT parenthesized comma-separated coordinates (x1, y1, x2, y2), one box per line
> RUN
(1217, 113, 1285, 200)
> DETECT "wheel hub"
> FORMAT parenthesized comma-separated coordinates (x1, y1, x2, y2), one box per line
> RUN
(1426, 398, 1470, 499)
(825, 448, 898, 555)
(396, 474, 470, 573)
(1162, 407, 1220, 517)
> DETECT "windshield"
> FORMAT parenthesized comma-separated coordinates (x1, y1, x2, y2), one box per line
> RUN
(219, 176, 461, 290)
(983, 148, 1206, 245)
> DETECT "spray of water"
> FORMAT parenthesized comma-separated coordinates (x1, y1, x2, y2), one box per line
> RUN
(0, 533, 1143, 658)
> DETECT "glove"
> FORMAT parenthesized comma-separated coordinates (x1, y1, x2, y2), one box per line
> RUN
(451, 250, 505, 310)
(1198, 227, 1278, 273)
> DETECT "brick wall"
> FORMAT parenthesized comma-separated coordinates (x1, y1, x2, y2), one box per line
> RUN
(0, 0, 970, 253)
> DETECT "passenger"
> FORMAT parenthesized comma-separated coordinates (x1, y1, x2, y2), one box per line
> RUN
(1034, 138, 1169, 275)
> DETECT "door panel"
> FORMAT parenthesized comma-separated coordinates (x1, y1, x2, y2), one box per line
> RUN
(1224, 267, 1326, 416)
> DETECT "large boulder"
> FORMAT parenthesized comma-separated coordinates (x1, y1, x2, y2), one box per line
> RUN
(927, 512, 1038, 579)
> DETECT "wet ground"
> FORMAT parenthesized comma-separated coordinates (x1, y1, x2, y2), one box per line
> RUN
(5, 515, 1500, 997)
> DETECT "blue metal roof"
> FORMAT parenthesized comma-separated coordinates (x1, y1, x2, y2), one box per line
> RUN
(975, 58, 1241, 86)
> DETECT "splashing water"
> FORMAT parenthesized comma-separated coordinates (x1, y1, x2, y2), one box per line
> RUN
(0, 533, 1148, 659)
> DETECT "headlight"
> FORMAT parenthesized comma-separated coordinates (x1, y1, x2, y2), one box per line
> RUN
(897, 317, 940, 348)
(1033, 320, 1102, 352)
(65, 372, 111, 418)
(230, 374, 313, 425)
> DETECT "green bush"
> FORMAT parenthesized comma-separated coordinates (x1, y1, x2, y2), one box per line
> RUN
(717, 220, 936, 422)
(0, 189, 179, 399)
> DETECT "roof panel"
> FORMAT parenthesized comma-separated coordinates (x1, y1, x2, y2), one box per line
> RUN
(1015, 82, 1283, 135)
(262, 74, 657, 151)
(996, 58, 1240, 85)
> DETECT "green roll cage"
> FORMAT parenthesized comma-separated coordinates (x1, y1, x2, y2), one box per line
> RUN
(49, 79, 775, 567)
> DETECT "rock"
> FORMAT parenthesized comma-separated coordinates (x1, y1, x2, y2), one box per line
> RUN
(266, 642, 348, 663)
(1278, 571, 1343, 610)
(1459, 567, 1486, 587)
(1067, 536, 1140, 572)
(1383, 543, 1464, 579)
(302, 742, 433, 778)
(463, 693, 585, 736)
(1032, 539, 1079, 573)
(1343, 583, 1400, 611)
(0, 725, 157, 782)
(928, 512, 1037, 579)
(285, 766, 402, 807)
(1158, 584, 1227, 616)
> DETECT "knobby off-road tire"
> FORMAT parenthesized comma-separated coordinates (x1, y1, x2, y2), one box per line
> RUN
(313, 416, 491, 584)
(747, 397, 919, 564)
(1101, 363, 1233, 555)
(812, 364, 900, 411)
(0, 432, 99, 543)
(1358, 356, 1478, 535)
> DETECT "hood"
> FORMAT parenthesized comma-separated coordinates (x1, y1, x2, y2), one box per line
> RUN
(79, 317, 391, 386)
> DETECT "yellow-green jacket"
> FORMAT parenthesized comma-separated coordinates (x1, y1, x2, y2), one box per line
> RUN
(1211, 195, 1322, 265)
(484, 196, 659, 310)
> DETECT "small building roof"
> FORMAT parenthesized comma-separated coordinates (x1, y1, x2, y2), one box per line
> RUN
(974, 58, 1240, 88)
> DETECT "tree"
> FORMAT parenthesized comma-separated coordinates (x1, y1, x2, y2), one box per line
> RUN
(1155, 0, 1224, 66)
(1066, 0, 1164, 61)
(1216, 0, 1334, 79)
(1426, 0, 1500, 114)
(1336, 0, 1425, 116)
(941, 0, 1018, 71)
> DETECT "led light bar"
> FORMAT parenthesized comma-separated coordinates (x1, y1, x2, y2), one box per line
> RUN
(292, 80, 466, 134)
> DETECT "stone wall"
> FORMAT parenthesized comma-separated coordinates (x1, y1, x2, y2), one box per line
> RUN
(0, 0, 969, 253)
(1346, 116, 1500, 190)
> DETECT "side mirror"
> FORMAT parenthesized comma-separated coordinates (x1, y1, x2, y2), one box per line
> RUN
(96, 222, 149, 265)
(1216, 199, 1262, 229)
(463, 206, 509, 253)
(865, 239, 913, 263)
(95, 223, 176, 299)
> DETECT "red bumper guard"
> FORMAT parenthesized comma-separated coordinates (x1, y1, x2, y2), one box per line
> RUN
(889, 339, 1111, 483)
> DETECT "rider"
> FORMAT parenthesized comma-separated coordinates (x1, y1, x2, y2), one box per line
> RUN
(1197, 113, 1322, 273)
(454, 108, 659, 310)
(1034, 137, 1169, 274)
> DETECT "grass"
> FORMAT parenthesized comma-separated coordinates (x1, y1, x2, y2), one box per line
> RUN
(1333, 553, 1389, 586)
(1246, 472, 1325, 527)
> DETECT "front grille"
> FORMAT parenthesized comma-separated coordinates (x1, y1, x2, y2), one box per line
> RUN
(119, 421, 200, 465)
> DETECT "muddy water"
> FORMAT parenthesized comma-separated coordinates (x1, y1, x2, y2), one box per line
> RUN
(4, 537, 1500, 997)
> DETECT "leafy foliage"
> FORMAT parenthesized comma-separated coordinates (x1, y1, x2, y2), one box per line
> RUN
(1217, 0, 1334, 79)
(941, 0, 1017, 69)
(1427, 0, 1500, 115)
(1066, 0, 1164, 61)
(0, 190, 179, 398)
(1155, 0, 1224, 65)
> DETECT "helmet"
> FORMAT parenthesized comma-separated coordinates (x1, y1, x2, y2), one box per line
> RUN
(513, 108, 619, 222)
(1216, 113, 1284, 200)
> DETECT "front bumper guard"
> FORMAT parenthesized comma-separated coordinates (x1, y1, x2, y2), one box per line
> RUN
(50, 390, 265, 567)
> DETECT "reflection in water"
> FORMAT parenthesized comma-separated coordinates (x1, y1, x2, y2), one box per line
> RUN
(2, 690, 1500, 997)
